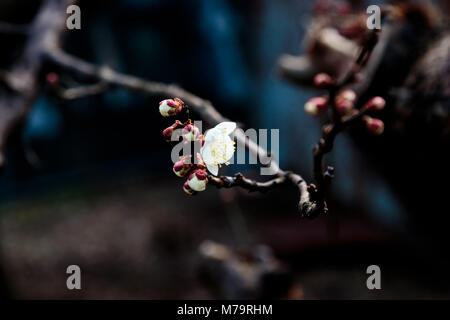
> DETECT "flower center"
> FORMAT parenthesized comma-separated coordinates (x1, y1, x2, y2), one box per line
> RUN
(210, 139, 227, 164)
(209, 137, 234, 165)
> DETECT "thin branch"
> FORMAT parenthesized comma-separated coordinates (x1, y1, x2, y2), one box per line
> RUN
(0, 0, 76, 166)
(311, 30, 380, 210)
(45, 48, 317, 216)
(208, 173, 288, 192)
(55, 81, 109, 100)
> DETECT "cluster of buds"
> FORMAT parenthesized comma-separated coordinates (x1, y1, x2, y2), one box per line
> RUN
(362, 96, 385, 135)
(159, 98, 209, 195)
(307, 73, 358, 116)
(159, 98, 185, 117)
(174, 154, 209, 195)
(179, 154, 209, 195)
(304, 73, 335, 116)
(162, 119, 203, 144)
(306, 72, 387, 136)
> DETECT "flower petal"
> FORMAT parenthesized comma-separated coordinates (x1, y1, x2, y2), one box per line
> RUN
(204, 128, 220, 144)
(201, 144, 214, 164)
(206, 163, 219, 176)
(214, 122, 236, 135)
(220, 135, 235, 163)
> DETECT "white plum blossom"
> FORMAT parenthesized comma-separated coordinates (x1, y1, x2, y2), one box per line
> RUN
(200, 122, 236, 176)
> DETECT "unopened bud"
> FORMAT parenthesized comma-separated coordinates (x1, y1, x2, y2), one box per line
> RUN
(363, 116, 384, 135)
(159, 98, 184, 117)
(337, 89, 356, 102)
(304, 97, 328, 116)
(187, 169, 208, 192)
(46, 72, 59, 86)
(364, 96, 386, 111)
(182, 124, 200, 142)
(335, 89, 357, 115)
(162, 127, 174, 140)
(162, 120, 182, 141)
(183, 181, 197, 196)
(313, 73, 334, 87)
(173, 157, 193, 178)
(335, 98, 354, 115)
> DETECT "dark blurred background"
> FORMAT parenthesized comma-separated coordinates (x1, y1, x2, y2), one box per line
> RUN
(0, 0, 448, 299)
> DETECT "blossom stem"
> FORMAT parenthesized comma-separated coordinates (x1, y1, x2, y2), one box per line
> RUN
(311, 29, 380, 213)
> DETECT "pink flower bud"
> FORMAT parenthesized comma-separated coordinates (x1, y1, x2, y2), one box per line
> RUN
(173, 158, 193, 178)
(313, 73, 334, 87)
(337, 89, 356, 103)
(183, 181, 197, 196)
(162, 120, 182, 141)
(335, 89, 357, 115)
(335, 98, 354, 115)
(304, 97, 328, 116)
(162, 127, 174, 140)
(159, 98, 184, 117)
(363, 116, 384, 135)
(364, 96, 386, 111)
(187, 169, 208, 192)
(182, 124, 200, 142)
(46, 72, 59, 86)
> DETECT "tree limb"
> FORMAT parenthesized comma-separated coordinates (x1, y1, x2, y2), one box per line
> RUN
(45, 48, 317, 216)
(55, 81, 109, 100)
(0, 0, 76, 166)
(311, 30, 380, 211)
